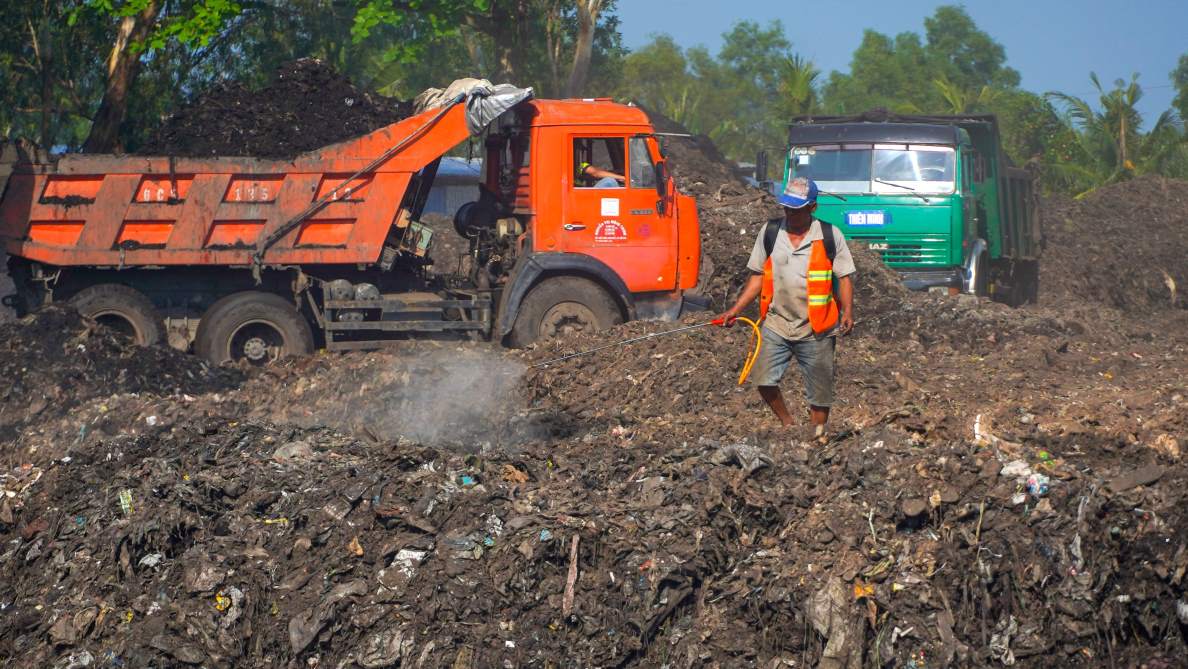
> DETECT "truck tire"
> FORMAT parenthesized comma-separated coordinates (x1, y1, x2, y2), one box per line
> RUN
(509, 276, 623, 347)
(195, 291, 314, 365)
(69, 284, 164, 346)
(972, 251, 990, 298)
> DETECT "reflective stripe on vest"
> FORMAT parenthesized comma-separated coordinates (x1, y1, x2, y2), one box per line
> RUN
(806, 237, 839, 334)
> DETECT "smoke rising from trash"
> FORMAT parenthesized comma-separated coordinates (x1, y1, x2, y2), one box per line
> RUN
(278, 348, 540, 449)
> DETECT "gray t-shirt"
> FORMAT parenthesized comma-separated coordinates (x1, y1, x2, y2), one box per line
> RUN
(746, 219, 856, 341)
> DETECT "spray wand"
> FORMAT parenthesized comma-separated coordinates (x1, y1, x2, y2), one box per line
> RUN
(531, 317, 764, 385)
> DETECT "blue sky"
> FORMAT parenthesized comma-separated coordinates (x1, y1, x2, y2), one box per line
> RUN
(616, 0, 1186, 126)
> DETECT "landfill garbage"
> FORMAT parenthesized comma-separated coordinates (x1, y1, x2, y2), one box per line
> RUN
(1026, 473, 1050, 497)
(117, 489, 133, 516)
(1, 100, 1187, 668)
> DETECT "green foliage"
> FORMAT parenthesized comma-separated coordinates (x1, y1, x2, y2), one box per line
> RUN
(2, 1, 112, 148)
(69, 0, 244, 51)
(824, 6, 1017, 115)
(1045, 73, 1188, 196)
(778, 55, 820, 117)
(350, 0, 488, 66)
(616, 21, 809, 161)
(1173, 54, 1188, 122)
(824, 30, 934, 114)
(923, 5, 1019, 90)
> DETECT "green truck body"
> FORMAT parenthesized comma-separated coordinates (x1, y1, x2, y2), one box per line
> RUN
(782, 112, 1041, 304)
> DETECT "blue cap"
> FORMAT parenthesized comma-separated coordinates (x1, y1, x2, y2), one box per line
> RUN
(778, 177, 818, 209)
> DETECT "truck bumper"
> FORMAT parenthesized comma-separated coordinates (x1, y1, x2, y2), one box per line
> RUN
(897, 268, 963, 291)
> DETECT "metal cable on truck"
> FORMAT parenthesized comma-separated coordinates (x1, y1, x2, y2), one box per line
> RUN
(250, 94, 466, 282)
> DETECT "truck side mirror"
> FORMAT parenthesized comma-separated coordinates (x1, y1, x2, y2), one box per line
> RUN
(654, 161, 669, 215)
(654, 161, 668, 196)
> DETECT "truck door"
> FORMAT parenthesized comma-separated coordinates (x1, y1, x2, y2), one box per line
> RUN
(962, 148, 987, 242)
(561, 135, 677, 292)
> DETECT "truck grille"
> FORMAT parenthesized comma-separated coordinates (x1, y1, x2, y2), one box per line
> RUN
(850, 235, 948, 266)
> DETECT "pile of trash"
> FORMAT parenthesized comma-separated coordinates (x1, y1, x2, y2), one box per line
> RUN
(1042, 176, 1187, 311)
(3, 303, 1184, 666)
(138, 59, 413, 158)
(0, 306, 240, 453)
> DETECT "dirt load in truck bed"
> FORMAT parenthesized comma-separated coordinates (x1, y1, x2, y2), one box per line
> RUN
(137, 59, 413, 159)
(2, 100, 1188, 667)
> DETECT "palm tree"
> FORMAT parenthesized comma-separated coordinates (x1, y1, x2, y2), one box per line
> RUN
(660, 84, 703, 129)
(1045, 73, 1187, 196)
(933, 74, 1000, 114)
(778, 54, 819, 116)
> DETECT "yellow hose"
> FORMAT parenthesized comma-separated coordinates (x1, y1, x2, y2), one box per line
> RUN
(734, 317, 762, 385)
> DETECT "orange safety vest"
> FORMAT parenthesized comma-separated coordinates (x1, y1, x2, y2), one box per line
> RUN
(759, 222, 839, 334)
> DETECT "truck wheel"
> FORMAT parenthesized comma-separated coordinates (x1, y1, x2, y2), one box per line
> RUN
(1022, 260, 1040, 305)
(69, 284, 163, 346)
(195, 291, 314, 365)
(509, 277, 623, 347)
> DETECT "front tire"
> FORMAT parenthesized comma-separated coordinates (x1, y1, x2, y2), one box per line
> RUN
(194, 291, 314, 365)
(508, 277, 622, 348)
(69, 284, 164, 346)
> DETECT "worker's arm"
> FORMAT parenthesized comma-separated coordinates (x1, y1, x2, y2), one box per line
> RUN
(717, 273, 763, 326)
(836, 275, 854, 335)
(583, 164, 625, 182)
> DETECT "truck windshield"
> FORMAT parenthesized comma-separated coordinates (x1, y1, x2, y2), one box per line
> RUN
(789, 145, 871, 193)
(789, 143, 956, 194)
(872, 145, 955, 194)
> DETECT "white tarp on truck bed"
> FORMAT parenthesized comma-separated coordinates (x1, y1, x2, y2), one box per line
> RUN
(414, 79, 534, 135)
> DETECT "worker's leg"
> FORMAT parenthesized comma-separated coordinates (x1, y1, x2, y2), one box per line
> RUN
(792, 335, 836, 428)
(758, 386, 795, 427)
(752, 326, 794, 426)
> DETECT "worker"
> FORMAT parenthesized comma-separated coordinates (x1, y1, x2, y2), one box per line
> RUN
(717, 177, 855, 440)
(578, 160, 625, 188)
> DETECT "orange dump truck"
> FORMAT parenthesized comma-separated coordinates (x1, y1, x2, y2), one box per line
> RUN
(0, 88, 700, 363)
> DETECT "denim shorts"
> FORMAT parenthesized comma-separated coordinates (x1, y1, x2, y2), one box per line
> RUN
(751, 326, 836, 407)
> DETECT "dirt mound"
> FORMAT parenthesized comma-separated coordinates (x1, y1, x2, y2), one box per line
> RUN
(1042, 176, 1188, 311)
(0, 305, 242, 458)
(138, 59, 413, 158)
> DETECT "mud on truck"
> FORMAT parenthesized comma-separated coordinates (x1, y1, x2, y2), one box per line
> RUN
(0, 85, 700, 363)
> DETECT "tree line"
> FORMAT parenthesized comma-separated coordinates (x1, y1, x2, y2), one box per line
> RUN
(2, 2, 1186, 195)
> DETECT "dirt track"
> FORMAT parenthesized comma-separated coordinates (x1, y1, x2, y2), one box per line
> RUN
(2, 112, 1187, 666)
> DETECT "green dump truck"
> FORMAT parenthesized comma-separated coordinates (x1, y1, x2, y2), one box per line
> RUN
(781, 112, 1041, 305)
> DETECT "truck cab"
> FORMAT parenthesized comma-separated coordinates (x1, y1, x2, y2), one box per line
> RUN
(783, 113, 1039, 303)
(467, 100, 700, 345)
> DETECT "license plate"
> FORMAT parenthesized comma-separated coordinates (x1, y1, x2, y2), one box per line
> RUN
(846, 210, 889, 226)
